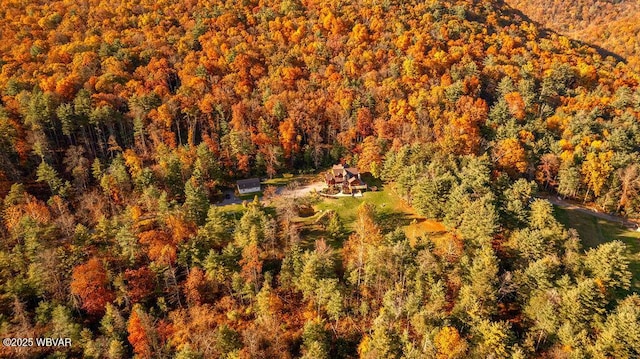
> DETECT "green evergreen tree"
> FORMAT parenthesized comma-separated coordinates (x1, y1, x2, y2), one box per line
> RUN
(183, 174, 209, 225)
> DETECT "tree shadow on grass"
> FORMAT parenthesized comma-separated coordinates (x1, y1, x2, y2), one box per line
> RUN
(376, 211, 420, 233)
(360, 173, 384, 189)
(298, 225, 329, 248)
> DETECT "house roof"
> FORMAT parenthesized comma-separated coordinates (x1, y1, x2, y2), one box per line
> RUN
(332, 164, 345, 176)
(345, 167, 359, 176)
(328, 163, 361, 180)
(236, 178, 261, 189)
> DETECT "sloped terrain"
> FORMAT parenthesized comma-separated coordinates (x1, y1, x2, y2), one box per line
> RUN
(506, 0, 640, 69)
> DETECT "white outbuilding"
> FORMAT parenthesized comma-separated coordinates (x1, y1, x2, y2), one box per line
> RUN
(236, 178, 261, 194)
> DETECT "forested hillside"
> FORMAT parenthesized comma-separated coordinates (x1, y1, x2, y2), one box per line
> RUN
(505, 0, 640, 69)
(1, 0, 640, 357)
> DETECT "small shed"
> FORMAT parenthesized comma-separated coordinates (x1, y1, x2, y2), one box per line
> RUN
(237, 178, 261, 194)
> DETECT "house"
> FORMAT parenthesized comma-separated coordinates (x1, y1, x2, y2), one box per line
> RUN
(236, 178, 261, 194)
(325, 164, 367, 193)
(325, 164, 346, 187)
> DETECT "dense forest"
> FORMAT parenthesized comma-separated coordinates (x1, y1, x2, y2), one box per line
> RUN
(505, 0, 640, 70)
(1, 0, 640, 357)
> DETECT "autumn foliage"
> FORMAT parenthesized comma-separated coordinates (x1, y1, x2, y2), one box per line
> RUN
(1, 0, 640, 357)
(70, 257, 115, 316)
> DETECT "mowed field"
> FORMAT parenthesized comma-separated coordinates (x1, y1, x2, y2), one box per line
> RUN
(308, 184, 447, 246)
(554, 206, 640, 292)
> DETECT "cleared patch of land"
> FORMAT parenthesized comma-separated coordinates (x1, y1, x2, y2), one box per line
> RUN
(313, 184, 446, 239)
(314, 186, 413, 230)
(262, 173, 319, 187)
(217, 181, 450, 257)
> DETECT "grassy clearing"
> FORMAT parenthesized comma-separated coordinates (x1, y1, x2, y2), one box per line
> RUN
(554, 206, 640, 292)
(216, 203, 247, 221)
(404, 219, 447, 241)
(313, 184, 445, 239)
(314, 188, 410, 230)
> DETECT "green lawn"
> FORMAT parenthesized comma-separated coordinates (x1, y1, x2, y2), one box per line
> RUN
(554, 206, 640, 292)
(293, 186, 416, 252)
(314, 188, 417, 231)
(216, 203, 247, 221)
(305, 186, 449, 256)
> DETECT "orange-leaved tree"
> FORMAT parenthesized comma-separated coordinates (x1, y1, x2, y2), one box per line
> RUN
(70, 257, 114, 315)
